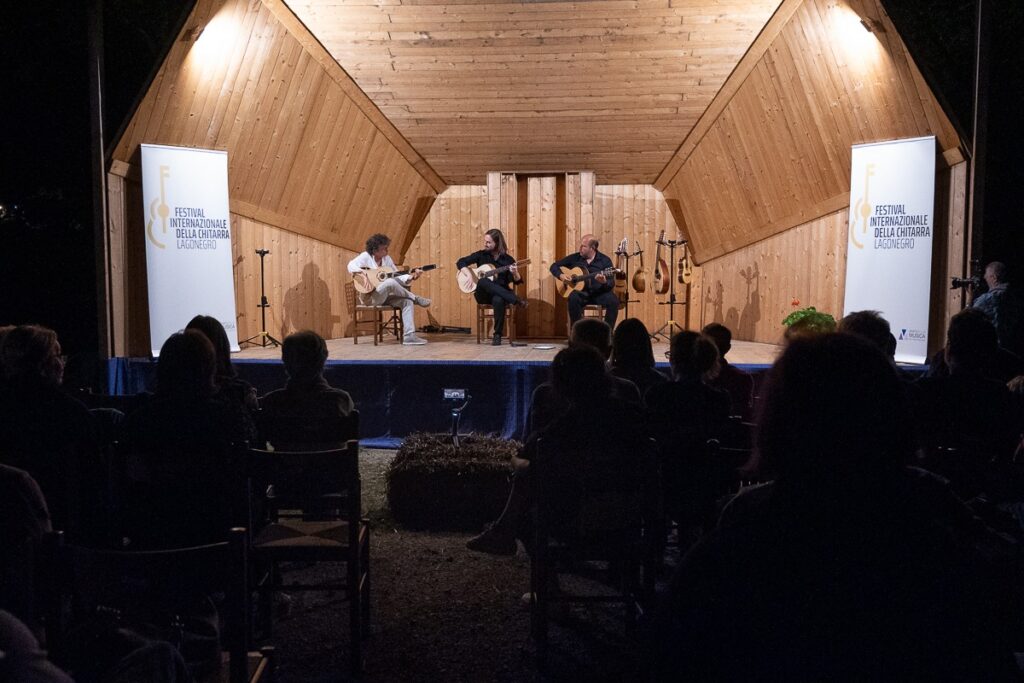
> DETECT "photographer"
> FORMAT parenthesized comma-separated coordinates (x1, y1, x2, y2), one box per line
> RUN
(971, 262, 1023, 354)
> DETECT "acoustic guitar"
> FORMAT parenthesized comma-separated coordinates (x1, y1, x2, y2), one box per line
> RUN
(632, 243, 647, 293)
(554, 266, 619, 298)
(613, 238, 628, 303)
(456, 259, 530, 294)
(653, 230, 670, 295)
(353, 263, 439, 294)
(679, 242, 693, 285)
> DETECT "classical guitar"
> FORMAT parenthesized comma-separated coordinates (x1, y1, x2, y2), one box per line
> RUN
(679, 242, 693, 285)
(456, 259, 531, 294)
(353, 263, 439, 294)
(613, 238, 629, 303)
(632, 243, 647, 293)
(554, 266, 620, 299)
(653, 230, 670, 295)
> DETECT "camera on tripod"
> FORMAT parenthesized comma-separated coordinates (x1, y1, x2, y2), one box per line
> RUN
(950, 275, 982, 290)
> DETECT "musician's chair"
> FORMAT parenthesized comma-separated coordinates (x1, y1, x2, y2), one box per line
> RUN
(345, 280, 403, 345)
(567, 305, 607, 337)
(476, 303, 518, 344)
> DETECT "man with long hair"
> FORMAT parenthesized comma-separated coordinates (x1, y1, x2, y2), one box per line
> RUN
(347, 233, 431, 345)
(456, 228, 527, 345)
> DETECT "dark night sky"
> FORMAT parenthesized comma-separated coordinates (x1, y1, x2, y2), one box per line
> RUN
(1, 1, 1021, 355)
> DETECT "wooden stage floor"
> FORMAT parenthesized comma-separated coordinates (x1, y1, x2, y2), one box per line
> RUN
(236, 332, 782, 367)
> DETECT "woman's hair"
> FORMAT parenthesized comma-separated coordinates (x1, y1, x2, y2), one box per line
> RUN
(156, 330, 216, 400)
(185, 315, 235, 378)
(669, 331, 719, 381)
(755, 332, 912, 482)
(0, 324, 63, 384)
(365, 233, 391, 254)
(551, 345, 611, 405)
(485, 228, 508, 255)
(282, 330, 329, 382)
(611, 318, 655, 369)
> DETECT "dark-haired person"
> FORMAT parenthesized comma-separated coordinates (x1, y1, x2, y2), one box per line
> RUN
(701, 322, 754, 420)
(259, 330, 355, 450)
(456, 228, 527, 346)
(467, 346, 651, 564)
(185, 314, 258, 412)
(549, 233, 619, 329)
(610, 318, 667, 399)
(0, 324, 99, 540)
(655, 332, 1020, 679)
(347, 233, 431, 345)
(121, 331, 254, 547)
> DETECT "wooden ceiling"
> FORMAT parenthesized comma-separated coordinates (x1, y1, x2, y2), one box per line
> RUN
(284, 0, 782, 184)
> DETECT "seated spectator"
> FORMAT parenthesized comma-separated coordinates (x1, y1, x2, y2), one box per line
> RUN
(610, 318, 668, 399)
(259, 330, 355, 450)
(0, 465, 51, 631)
(0, 610, 74, 683)
(467, 346, 649, 558)
(925, 307, 1024, 383)
(656, 332, 1020, 679)
(120, 331, 255, 547)
(185, 314, 258, 412)
(701, 322, 754, 419)
(915, 309, 1022, 470)
(0, 324, 99, 539)
(526, 318, 641, 435)
(646, 331, 731, 529)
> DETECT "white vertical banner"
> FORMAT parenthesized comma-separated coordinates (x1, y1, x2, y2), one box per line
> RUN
(141, 144, 239, 356)
(844, 136, 935, 364)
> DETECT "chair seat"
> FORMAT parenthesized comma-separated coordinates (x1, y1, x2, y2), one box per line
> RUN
(253, 519, 367, 549)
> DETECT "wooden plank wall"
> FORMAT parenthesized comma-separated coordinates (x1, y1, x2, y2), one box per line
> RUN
(658, 0, 964, 263)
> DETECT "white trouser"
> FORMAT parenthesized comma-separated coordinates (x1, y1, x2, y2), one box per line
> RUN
(360, 279, 416, 337)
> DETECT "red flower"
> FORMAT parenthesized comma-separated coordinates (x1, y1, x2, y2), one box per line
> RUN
(791, 298, 800, 307)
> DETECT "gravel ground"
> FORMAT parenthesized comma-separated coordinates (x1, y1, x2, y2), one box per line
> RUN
(263, 449, 653, 682)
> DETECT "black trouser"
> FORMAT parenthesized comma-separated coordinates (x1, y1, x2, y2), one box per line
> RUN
(474, 278, 520, 336)
(568, 289, 619, 328)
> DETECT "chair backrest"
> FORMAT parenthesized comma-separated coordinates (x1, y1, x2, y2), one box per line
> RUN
(259, 407, 359, 453)
(247, 440, 361, 528)
(345, 280, 358, 311)
(533, 435, 660, 550)
(41, 527, 251, 683)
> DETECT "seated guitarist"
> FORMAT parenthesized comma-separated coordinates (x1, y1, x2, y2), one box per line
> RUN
(456, 229, 527, 346)
(347, 233, 431, 345)
(550, 233, 619, 329)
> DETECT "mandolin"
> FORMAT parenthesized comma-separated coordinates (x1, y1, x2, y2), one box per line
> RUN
(554, 266, 620, 299)
(613, 238, 629, 303)
(353, 263, 439, 294)
(632, 243, 647, 293)
(653, 230, 670, 295)
(456, 259, 530, 294)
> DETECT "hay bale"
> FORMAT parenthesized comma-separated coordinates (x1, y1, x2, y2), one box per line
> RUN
(386, 432, 519, 531)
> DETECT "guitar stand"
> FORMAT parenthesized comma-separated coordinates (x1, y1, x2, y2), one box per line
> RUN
(241, 248, 282, 348)
(652, 239, 688, 343)
(613, 248, 641, 320)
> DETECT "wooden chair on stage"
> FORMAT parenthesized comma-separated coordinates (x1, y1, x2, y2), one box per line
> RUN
(246, 438, 370, 677)
(41, 527, 273, 683)
(477, 303, 518, 344)
(567, 305, 607, 336)
(345, 280, 403, 345)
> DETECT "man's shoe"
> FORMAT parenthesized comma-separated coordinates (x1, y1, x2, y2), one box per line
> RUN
(414, 296, 431, 307)
(403, 335, 428, 345)
(515, 298, 529, 308)
(492, 334, 502, 346)
(466, 523, 516, 556)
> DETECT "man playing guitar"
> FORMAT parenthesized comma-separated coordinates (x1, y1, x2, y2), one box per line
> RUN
(550, 234, 619, 329)
(347, 233, 431, 345)
(456, 229, 527, 346)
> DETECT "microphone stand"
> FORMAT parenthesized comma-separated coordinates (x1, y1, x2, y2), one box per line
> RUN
(241, 248, 282, 348)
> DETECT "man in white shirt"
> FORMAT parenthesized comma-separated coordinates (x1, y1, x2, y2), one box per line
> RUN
(347, 233, 432, 345)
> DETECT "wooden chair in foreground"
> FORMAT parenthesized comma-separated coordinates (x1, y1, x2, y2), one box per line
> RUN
(41, 527, 273, 683)
(247, 439, 370, 676)
(529, 437, 661, 669)
(345, 280, 403, 345)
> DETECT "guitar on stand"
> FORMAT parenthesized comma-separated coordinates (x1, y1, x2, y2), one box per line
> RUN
(653, 231, 670, 295)
(354, 263, 440, 294)
(613, 238, 641, 320)
(632, 243, 647, 294)
(651, 232, 688, 342)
